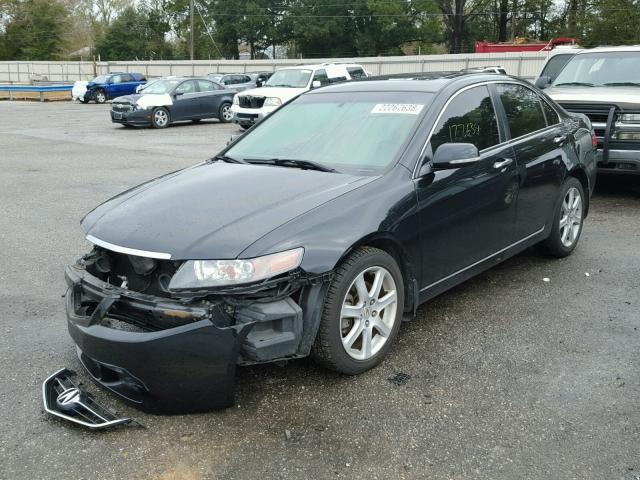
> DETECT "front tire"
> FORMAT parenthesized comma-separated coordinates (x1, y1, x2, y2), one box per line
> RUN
(312, 247, 404, 375)
(218, 102, 233, 123)
(151, 107, 170, 129)
(541, 177, 585, 257)
(94, 90, 107, 104)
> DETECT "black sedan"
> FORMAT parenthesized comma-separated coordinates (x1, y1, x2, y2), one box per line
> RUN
(63, 73, 596, 414)
(110, 77, 235, 128)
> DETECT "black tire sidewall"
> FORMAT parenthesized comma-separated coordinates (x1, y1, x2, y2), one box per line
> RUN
(318, 249, 404, 374)
(546, 177, 585, 256)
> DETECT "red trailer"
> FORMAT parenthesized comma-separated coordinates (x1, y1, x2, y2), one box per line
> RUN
(475, 37, 578, 53)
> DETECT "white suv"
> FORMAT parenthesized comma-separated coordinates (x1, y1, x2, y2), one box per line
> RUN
(231, 63, 367, 129)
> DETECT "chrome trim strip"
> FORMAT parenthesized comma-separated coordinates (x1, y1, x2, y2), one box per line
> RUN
(86, 234, 172, 260)
(420, 226, 545, 292)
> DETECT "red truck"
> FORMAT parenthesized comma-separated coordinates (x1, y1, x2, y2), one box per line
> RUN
(475, 37, 577, 53)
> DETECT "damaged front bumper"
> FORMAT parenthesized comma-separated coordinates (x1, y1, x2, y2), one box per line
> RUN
(64, 262, 328, 414)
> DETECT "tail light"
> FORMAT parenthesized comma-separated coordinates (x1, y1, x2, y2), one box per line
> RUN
(592, 130, 598, 148)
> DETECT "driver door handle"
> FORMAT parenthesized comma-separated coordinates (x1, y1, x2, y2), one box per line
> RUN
(493, 158, 513, 169)
(554, 135, 567, 144)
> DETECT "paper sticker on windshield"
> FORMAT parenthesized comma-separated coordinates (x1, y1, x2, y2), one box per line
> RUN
(371, 103, 424, 115)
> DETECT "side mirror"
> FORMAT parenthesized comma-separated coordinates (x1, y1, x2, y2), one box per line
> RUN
(432, 143, 480, 170)
(312, 80, 321, 88)
(535, 76, 551, 89)
(174, 91, 184, 97)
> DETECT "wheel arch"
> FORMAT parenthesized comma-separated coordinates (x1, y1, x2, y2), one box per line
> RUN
(568, 166, 590, 216)
(336, 233, 419, 316)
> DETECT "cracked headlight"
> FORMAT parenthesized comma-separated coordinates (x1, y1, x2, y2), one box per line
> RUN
(134, 103, 149, 111)
(168, 248, 304, 290)
(263, 97, 282, 107)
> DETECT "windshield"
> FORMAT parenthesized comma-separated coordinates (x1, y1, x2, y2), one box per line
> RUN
(141, 79, 181, 94)
(265, 69, 312, 88)
(92, 75, 109, 84)
(226, 92, 433, 174)
(553, 51, 640, 86)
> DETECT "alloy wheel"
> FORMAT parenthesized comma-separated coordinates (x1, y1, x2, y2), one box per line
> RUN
(340, 266, 398, 360)
(95, 91, 106, 103)
(222, 105, 233, 122)
(560, 186, 582, 247)
(154, 110, 168, 127)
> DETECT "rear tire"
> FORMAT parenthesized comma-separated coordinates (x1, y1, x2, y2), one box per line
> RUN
(218, 102, 233, 123)
(312, 247, 404, 375)
(151, 107, 170, 129)
(541, 177, 585, 257)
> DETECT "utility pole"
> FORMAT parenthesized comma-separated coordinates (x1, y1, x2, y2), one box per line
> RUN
(190, 0, 194, 60)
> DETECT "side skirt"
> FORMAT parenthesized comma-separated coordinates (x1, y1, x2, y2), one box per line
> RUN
(418, 226, 547, 305)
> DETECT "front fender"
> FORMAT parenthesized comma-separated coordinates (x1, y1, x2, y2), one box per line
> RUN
(239, 167, 420, 275)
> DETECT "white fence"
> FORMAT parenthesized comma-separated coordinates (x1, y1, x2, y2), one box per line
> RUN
(0, 51, 549, 84)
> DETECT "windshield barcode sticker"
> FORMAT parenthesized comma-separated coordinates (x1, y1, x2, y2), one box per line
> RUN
(371, 104, 424, 115)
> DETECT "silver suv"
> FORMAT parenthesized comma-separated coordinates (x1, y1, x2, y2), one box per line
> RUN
(543, 46, 640, 175)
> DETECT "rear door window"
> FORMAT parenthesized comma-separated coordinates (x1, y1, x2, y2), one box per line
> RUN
(347, 67, 366, 79)
(197, 80, 220, 91)
(496, 84, 547, 138)
(430, 85, 500, 153)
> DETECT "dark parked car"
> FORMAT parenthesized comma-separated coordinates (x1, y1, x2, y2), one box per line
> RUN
(110, 77, 235, 128)
(83, 72, 147, 104)
(63, 73, 596, 414)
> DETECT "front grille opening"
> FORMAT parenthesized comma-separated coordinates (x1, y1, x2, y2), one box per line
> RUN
(239, 96, 265, 109)
(83, 246, 180, 298)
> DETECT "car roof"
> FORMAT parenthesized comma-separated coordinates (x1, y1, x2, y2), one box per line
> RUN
(307, 72, 515, 95)
(576, 45, 640, 54)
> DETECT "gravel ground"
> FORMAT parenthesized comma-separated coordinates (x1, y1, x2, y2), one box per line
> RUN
(0, 101, 638, 480)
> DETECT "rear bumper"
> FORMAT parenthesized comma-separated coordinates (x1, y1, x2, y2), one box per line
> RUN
(64, 265, 253, 413)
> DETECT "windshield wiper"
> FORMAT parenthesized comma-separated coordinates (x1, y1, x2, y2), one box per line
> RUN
(211, 154, 248, 164)
(555, 82, 594, 87)
(602, 82, 640, 87)
(244, 158, 337, 172)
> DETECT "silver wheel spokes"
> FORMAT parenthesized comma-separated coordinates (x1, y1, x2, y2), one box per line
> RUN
(340, 266, 398, 360)
(560, 187, 582, 247)
(154, 110, 168, 126)
(222, 106, 232, 121)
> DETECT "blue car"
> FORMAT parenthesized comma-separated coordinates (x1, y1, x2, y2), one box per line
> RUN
(82, 72, 147, 104)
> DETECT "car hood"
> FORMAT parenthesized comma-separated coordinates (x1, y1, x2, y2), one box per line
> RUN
(238, 86, 307, 103)
(546, 86, 640, 109)
(86, 81, 104, 88)
(81, 162, 373, 260)
(113, 93, 173, 108)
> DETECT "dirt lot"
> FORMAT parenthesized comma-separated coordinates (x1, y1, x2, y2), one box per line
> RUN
(0, 101, 638, 480)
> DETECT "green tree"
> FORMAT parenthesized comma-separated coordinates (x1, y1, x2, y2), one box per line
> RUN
(94, 4, 172, 60)
(0, 0, 71, 59)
